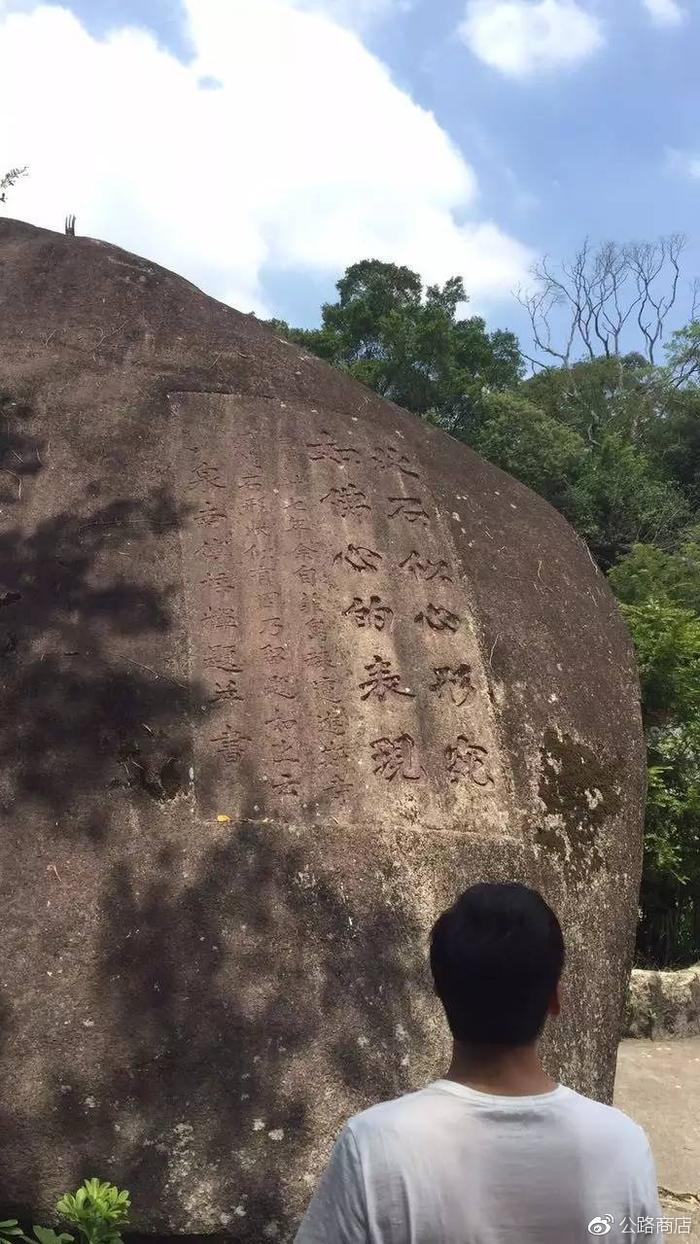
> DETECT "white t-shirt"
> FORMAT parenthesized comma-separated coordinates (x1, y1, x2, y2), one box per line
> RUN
(294, 1079, 662, 1243)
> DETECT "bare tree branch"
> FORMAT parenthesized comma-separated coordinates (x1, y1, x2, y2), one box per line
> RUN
(517, 235, 689, 369)
(0, 166, 28, 204)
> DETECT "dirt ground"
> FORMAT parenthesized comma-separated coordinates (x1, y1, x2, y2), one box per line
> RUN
(615, 1038, 700, 1239)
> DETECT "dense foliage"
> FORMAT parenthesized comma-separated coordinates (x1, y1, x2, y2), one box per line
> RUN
(274, 257, 700, 966)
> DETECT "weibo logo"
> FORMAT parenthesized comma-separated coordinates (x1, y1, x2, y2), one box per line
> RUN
(587, 1215, 614, 1236)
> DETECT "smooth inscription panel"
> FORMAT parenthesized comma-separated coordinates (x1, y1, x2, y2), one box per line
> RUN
(169, 393, 511, 835)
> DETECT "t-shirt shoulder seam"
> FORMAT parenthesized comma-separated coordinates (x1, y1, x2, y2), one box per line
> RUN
(345, 1122, 369, 1183)
(342, 1122, 371, 1232)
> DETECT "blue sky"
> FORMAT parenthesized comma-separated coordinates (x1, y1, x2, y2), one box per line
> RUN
(2, 0, 699, 353)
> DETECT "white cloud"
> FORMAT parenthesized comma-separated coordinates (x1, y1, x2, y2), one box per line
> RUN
(667, 148, 700, 180)
(642, 0, 686, 26)
(459, 0, 604, 79)
(0, 0, 532, 315)
(290, 0, 411, 29)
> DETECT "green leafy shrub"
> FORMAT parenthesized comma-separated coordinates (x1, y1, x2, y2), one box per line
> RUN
(0, 1180, 130, 1244)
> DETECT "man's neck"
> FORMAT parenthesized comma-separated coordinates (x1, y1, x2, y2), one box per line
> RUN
(444, 1040, 558, 1097)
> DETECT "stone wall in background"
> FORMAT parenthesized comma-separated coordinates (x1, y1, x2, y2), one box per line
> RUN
(625, 966, 700, 1039)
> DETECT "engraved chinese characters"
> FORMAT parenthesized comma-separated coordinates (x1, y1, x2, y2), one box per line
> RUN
(325, 436, 496, 796)
(170, 396, 506, 833)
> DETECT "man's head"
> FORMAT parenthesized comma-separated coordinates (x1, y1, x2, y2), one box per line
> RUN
(430, 882, 565, 1048)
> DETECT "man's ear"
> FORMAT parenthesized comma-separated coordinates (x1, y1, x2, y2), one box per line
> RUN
(547, 981, 561, 1018)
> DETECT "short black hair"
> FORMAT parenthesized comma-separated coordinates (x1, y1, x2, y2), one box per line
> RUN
(429, 882, 565, 1047)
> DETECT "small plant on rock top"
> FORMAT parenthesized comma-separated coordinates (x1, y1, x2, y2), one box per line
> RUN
(0, 1179, 130, 1244)
(56, 1180, 130, 1244)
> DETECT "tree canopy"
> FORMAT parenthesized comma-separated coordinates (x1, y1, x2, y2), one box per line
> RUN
(272, 259, 523, 423)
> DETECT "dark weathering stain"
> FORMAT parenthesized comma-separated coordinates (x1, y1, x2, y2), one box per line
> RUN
(536, 729, 622, 883)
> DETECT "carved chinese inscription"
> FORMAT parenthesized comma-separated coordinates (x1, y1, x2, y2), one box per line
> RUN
(359, 655, 414, 702)
(306, 433, 361, 464)
(178, 429, 252, 791)
(193, 533, 231, 561)
(203, 643, 242, 673)
(293, 542, 318, 563)
(333, 544, 382, 573)
(446, 737, 493, 788)
(172, 392, 507, 831)
(244, 517, 271, 540)
(284, 494, 311, 525)
(185, 463, 226, 490)
(199, 604, 239, 629)
(244, 541, 271, 565)
(371, 734, 422, 781)
(294, 548, 319, 587)
(372, 445, 419, 479)
(209, 676, 244, 705)
(321, 483, 370, 518)
(414, 603, 461, 633)
(237, 468, 263, 490)
(265, 707, 302, 797)
(196, 499, 227, 528)
(388, 496, 429, 526)
(271, 737, 299, 764)
(198, 567, 237, 591)
(342, 596, 393, 632)
(267, 672, 299, 700)
(211, 728, 251, 762)
(261, 615, 284, 638)
(400, 551, 452, 583)
(265, 712, 298, 737)
(430, 664, 474, 707)
(271, 771, 301, 797)
(260, 643, 288, 666)
(301, 581, 353, 802)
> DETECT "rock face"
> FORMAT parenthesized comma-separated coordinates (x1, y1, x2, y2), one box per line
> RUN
(625, 966, 700, 1039)
(0, 220, 645, 1236)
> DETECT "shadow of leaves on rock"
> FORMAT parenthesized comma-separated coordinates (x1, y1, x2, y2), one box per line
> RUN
(0, 390, 431, 1241)
(0, 465, 201, 833)
(0, 992, 44, 1227)
(32, 823, 428, 1240)
(0, 389, 43, 510)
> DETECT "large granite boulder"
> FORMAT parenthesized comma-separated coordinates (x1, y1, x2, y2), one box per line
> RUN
(0, 220, 645, 1237)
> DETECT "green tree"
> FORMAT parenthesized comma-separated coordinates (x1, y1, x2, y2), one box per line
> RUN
(469, 357, 690, 568)
(611, 543, 700, 963)
(463, 391, 585, 513)
(609, 529, 700, 614)
(525, 354, 658, 444)
(570, 433, 689, 569)
(619, 598, 700, 725)
(275, 259, 523, 422)
(638, 325, 700, 505)
(665, 316, 700, 388)
(621, 600, 700, 964)
(492, 351, 690, 565)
